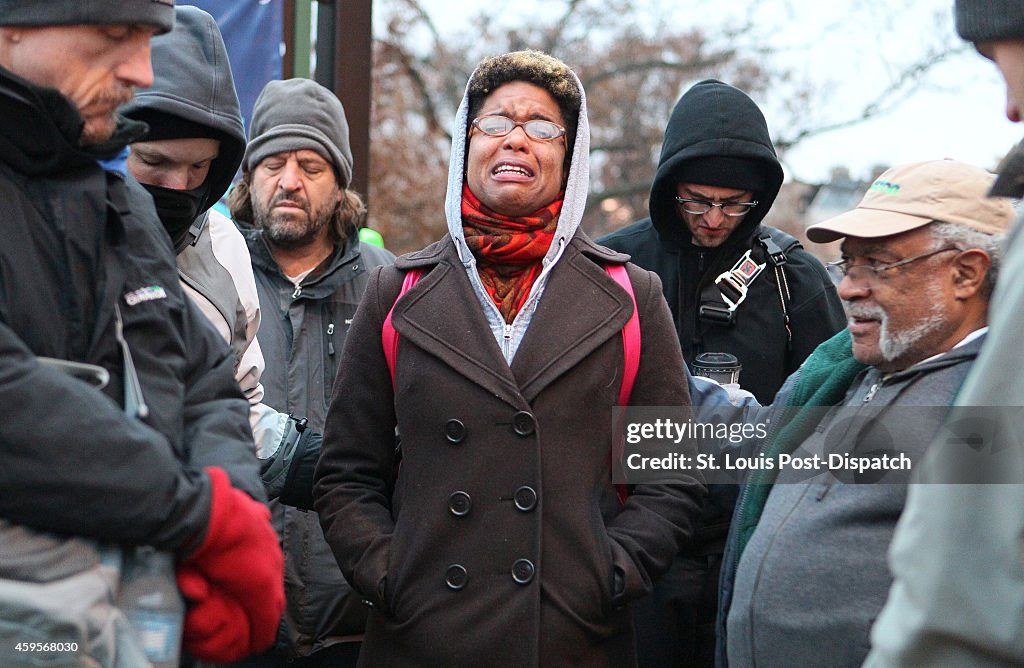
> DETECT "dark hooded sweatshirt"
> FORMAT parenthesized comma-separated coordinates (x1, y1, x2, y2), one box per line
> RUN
(121, 5, 246, 251)
(599, 79, 845, 408)
(120, 7, 280, 437)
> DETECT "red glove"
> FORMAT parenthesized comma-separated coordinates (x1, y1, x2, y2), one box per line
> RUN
(176, 467, 285, 663)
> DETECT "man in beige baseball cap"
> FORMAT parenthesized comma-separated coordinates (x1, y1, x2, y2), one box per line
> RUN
(806, 158, 1013, 371)
(722, 159, 1014, 667)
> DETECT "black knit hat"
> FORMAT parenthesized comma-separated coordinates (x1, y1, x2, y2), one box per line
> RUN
(128, 108, 226, 143)
(0, 0, 175, 34)
(955, 1, 1024, 43)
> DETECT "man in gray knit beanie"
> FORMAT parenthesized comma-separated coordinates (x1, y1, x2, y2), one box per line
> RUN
(226, 77, 394, 667)
(244, 78, 354, 188)
(864, 2, 1024, 666)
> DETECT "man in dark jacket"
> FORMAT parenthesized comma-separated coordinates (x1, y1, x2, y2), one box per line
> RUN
(723, 159, 1012, 667)
(598, 78, 845, 667)
(228, 78, 395, 667)
(599, 79, 845, 405)
(0, 2, 283, 666)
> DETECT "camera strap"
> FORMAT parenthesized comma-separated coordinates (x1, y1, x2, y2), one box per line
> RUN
(698, 248, 766, 326)
(697, 234, 793, 348)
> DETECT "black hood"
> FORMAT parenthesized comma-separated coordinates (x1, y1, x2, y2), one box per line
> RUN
(120, 6, 245, 217)
(648, 79, 783, 251)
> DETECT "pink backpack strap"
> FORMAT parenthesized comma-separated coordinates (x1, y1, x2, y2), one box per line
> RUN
(605, 264, 640, 406)
(382, 269, 423, 384)
(605, 263, 640, 505)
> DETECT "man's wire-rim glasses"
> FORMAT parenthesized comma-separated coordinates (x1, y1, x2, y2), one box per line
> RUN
(827, 247, 962, 281)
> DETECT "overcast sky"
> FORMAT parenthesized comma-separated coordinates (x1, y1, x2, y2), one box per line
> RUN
(386, 0, 1021, 184)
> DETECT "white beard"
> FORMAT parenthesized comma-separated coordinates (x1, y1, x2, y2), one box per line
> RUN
(844, 281, 946, 366)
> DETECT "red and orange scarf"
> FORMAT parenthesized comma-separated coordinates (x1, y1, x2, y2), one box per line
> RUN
(461, 183, 564, 323)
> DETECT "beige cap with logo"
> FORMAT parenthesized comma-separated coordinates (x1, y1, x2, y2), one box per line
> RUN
(806, 159, 1016, 243)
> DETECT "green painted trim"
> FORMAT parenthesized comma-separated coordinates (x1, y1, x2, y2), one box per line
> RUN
(292, 0, 313, 79)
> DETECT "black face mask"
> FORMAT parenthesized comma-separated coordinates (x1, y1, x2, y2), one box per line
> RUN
(142, 182, 209, 252)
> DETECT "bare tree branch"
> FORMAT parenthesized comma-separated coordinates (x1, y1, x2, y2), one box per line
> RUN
(541, 0, 585, 54)
(582, 52, 736, 88)
(397, 0, 444, 52)
(376, 39, 453, 142)
(775, 44, 971, 152)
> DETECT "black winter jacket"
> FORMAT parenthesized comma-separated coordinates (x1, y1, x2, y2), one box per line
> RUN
(0, 65, 262, 548)
(600, 80, 845, 408)
(599, 80, 845, 550)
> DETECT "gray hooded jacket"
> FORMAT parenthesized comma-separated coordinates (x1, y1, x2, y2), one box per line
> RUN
(121, 6, 294, 468)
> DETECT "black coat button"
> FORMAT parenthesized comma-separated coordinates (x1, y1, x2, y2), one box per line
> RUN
(444, 419, 466, 443)
(445, 564, 468, 590)
(512, 558, 535, 585)
(448, 491, 472, 516)
(512, 411, 535, 437)
(514, 486, 537, 512)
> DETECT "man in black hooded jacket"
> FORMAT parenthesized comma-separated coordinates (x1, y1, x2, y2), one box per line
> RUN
(598, 78, 845, 667)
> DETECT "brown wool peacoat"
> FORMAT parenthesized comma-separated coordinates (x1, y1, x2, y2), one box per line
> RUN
(314, 232, 706, 667)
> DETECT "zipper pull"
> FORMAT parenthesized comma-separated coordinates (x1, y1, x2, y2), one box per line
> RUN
(292, 285, 302, 299)
(863, 382, 880, 402)
(502, 323, 513, 358)
(327, 322, 335, 356)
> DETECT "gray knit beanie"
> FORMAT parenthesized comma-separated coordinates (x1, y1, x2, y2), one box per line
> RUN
(0, 0, 175, 34)
(243, 78, 353, 188)
(955, 1, 1024, 43)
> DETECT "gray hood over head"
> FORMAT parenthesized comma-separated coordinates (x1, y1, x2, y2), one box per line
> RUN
(121, 5, 245, 215)
(444, 61, 591, 270)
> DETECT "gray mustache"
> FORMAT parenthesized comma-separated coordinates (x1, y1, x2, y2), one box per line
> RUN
(842, 301, 884, 320)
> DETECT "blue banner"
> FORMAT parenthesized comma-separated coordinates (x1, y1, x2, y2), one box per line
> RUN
(188, 0, 284, 133)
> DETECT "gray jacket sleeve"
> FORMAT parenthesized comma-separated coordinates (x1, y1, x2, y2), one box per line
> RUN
(177, 295, 267, 503)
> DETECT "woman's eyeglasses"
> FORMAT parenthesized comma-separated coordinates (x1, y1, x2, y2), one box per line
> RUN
(471, 114, 567, 142)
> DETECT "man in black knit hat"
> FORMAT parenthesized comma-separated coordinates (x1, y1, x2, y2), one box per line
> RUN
(598, 79, 846, 668)
(121, 5, 325, 513)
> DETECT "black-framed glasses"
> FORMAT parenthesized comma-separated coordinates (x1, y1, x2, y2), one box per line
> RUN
(827, 247, 962, 281)
(470, 114, 567, 142)
(674, 197, 758, 217)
